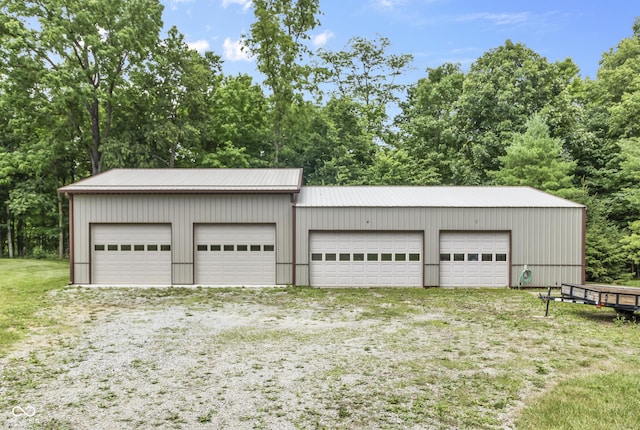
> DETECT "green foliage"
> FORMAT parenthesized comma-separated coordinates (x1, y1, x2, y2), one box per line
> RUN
(0, 0, 164, 175)
(395, 63, 465, 184)
(580, 195, 628, 282)
(621, 220, 640, 267)
(454, 40, 579, 181)
(244, 0, 321, 166)
(489, 114, 577, 194)
(318, 35, 413, 138)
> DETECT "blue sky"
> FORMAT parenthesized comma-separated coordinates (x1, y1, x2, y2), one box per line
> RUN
(159, 0, 638, 84)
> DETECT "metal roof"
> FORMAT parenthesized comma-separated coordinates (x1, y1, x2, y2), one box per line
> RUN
(296, 186, 585, 208)
(59, 168, 303, 194)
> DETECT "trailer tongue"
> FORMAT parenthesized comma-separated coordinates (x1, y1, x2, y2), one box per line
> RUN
(539, 283, 640, 317)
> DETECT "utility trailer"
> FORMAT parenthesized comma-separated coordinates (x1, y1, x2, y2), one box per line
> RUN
(539, 283, 640, 317)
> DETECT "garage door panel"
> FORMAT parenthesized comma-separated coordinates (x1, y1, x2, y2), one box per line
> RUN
(92, 224, 172, 285)
(195, 224, 275, 285)
(440, 232, 509, 287)
(310, 232, 422, 287)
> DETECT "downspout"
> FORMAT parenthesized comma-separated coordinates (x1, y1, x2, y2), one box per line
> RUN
(582, 206, 586, 285)
(68, 193, 75, 285)
(291, 193, 297, 286)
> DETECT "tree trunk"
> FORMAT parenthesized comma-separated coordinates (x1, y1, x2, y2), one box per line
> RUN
(6, 205, 13, 258)
(17, 218, 24, 256)
(89, 99, 102, 175)
(273, 125, 281, 168)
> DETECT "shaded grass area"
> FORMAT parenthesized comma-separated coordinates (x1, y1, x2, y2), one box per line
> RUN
(0, 259, 69, 355)
(516, 371, 640, 430)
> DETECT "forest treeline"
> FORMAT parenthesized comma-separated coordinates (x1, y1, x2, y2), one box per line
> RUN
(1, 0, 639, 282)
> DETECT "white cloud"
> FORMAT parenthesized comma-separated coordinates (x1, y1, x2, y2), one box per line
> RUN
(457, 12, 530, 26)
(188, 39, 210, 53)
(312, 30, 334, 47)
(374, 0, 408, 9)
(221, 0, 252, 12)
(223, 37, 253, 62)
(167, 0, 193, 11)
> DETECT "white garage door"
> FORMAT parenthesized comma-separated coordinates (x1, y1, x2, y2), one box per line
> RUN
(194, 224, 276, 285)
(440, 232, 509, 287)
(92, 224, 172, 284)
(310, 232, 422, 287)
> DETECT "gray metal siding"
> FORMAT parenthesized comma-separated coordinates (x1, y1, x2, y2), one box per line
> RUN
(295, 206, 583, 287)
(72, 194, 293, 285)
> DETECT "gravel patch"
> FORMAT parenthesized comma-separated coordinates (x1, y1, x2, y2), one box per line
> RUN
(2, 286, 627, 429)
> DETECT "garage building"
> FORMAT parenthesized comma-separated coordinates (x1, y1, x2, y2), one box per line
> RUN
(60, 168, 301, 286)
(294, 186, 585, 288)
(60, 168, 585, 287)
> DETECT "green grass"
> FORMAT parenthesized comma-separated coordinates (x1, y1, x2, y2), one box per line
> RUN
(516, 371, 640, 430)
(0, 258, 69, 355)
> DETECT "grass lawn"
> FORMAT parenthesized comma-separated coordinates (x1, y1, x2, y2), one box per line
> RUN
(0, 258, 69, 355)
(1, 260, 639, 429)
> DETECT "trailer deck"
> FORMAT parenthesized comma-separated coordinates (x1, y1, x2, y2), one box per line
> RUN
(539, 283, 640, 317)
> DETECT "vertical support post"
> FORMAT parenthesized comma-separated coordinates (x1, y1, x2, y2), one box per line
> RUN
(544, 285, 552, 317)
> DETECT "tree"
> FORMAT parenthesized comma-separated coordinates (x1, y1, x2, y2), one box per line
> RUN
(318, 35, 413, 139)
(454, 40, 579, 182)
(202, 74, 271, 167)
(0, 0, 164, 175)
(110, 27, 222, 169)
(395, 63, 465, 184)
(581, 18, 640, 226)
(243, 0, 321, 167)
(489, 114, 577, 196)
(620, 220, 640, 277)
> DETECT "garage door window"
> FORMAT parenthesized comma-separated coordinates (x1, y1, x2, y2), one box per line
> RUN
(339, 253, 350, 261)
(381, 253, 392, 261)
(367, 253, 378, 261)
(108, 244, 118, 251)
(454, 253, 464, 261)
(251, 245, 261, 251)
(395, 253, 406, 261)
(440, 253, 450, 261)
(409, 253, 420, 261)
(482, 253, 493, 261)
(160, 245, 171, 251)
(95, 245, 105, 251)
(312, 253, 323, 261)
(237, 245, 248, 251)
(326, 253, 336, 261)
(496, 253, 507, 261)
(468, 253, 479, 262)
(264, 245, 275, 252)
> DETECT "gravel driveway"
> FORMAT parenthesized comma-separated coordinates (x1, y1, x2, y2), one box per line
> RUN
(0, 286, 574, 429)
